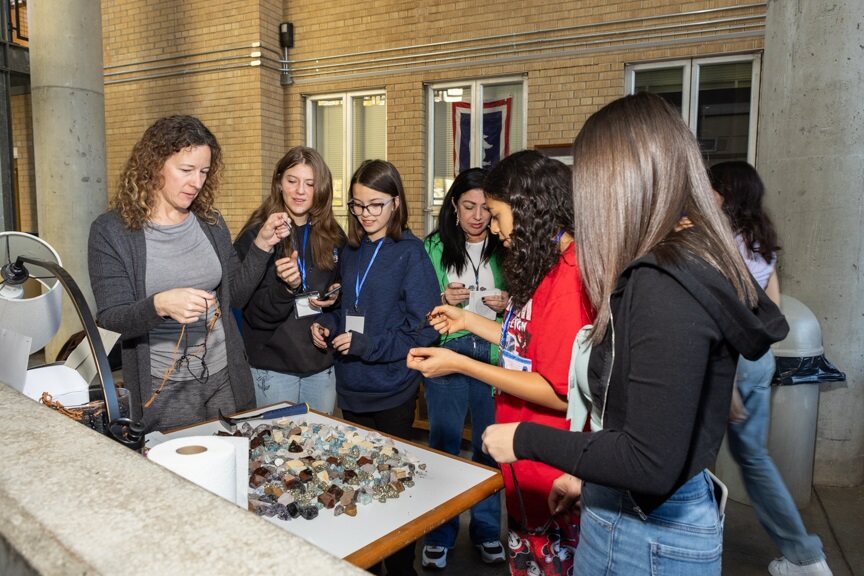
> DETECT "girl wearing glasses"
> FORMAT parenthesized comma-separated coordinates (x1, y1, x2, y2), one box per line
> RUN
(419, 167, 508, 569)
(311, 159, 439, 576)
(408, 150, 592, 576)
(234, 147, 345, 414)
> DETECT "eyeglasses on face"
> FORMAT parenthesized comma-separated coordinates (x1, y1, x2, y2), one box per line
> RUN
(347, 198, 394, 217)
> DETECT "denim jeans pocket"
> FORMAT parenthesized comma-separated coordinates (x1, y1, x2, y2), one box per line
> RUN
(650, 540, 722, 576)
(252, 368, 270, 393)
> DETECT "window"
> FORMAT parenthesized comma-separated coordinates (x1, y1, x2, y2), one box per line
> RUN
(425, 77, 527, 232)
(306, 91, 386, 218)
(625, 55, 760, 166)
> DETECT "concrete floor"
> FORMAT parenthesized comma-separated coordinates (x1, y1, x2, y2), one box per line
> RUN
(407, 484, 863, 576)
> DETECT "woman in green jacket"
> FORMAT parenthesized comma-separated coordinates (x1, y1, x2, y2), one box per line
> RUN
(421, 167, 508, 569)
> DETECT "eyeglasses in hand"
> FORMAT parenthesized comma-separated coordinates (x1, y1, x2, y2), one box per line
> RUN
(348, 198, 394, 217)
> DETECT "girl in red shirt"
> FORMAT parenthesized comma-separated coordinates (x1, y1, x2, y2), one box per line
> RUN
(408, 150, 592, 576)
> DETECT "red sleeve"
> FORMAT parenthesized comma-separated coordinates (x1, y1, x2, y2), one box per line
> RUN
(527, 249, 592, 395)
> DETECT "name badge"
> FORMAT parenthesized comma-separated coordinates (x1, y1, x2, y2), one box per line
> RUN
(294, 292, 322, 319)
(345, 314, 365, 335)
(500, 349, 532, 372)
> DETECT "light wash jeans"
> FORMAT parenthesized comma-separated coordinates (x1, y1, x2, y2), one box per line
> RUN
(576, 470, 723, 575)
(727, 350, 825, 565)
(423, 334, 501, 548)
(251, 366, 337, 414)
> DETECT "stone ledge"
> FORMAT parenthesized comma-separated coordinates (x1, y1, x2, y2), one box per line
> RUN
(0, 384, 366, 575)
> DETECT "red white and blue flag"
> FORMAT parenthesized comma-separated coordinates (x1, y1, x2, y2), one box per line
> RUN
(453, 97, 512, 173)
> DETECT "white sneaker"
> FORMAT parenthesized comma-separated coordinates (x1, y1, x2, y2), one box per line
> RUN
(475, 540, 506, 564)
(421, 545, 448, 569)
(768, 557, 833, 576)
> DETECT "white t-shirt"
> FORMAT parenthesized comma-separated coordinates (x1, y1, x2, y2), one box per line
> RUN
(448, 239, 498, 319)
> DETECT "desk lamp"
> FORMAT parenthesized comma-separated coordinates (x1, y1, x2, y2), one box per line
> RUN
(0, 231, 144, 450)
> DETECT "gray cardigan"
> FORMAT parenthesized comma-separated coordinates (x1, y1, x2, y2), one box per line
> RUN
(88, 210, 271, 421)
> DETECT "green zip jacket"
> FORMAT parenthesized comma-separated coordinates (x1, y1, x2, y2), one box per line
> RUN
(423, 232, 506, 365)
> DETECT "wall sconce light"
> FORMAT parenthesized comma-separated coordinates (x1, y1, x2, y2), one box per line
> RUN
(279, 22, 294, 86)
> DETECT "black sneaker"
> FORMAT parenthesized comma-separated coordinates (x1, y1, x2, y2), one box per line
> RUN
(421, 545, 448, 569)
(475, 540, 506, 564)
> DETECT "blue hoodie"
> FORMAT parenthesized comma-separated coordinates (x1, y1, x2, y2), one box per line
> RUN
(317, 230, 440, 412)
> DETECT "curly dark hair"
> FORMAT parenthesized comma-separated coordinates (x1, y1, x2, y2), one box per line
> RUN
(483, 150, 574, 309)
(428, 167, 502, 275)
(112, 115, 222, 230)
(238, 146, 345, 270)
(709, 161, 780, 262)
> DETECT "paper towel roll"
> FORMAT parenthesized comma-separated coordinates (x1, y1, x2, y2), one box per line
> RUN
(148, 436, 238, 503)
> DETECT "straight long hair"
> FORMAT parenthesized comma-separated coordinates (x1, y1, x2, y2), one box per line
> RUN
(346, 160, 409, 248)
(484, 150, 574, 309)
(571, 92, 756, 343)
(238, 146, 344, 270)
(709, 161, 780, 262)
(429, 167, 501, 274)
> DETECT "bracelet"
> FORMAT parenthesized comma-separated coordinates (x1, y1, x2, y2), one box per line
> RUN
(440, 291, 447, 305)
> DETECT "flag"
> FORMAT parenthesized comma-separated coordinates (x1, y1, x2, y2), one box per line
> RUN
(453, 97, 512, 173)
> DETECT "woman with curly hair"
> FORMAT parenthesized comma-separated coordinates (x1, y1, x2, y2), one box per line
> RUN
(88, 115, 289, 432)
(408, 150, 592, 576)
(234, 147, 346, 414)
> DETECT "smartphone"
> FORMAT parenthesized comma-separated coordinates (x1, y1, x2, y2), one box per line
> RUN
(322, 285, 341, 299)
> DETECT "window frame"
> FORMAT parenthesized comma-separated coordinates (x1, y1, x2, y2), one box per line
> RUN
(424, 76, 528, 233)
(305, 89, 387, 212)
(624, 54, 761, 164)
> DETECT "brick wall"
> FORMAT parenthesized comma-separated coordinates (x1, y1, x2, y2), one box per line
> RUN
(101, 0, 284, 238)
(98, 0, 764, 235)
(9, 0, 28, 46)
(10, 93, 36, 232)
(281, 0, 764, 233)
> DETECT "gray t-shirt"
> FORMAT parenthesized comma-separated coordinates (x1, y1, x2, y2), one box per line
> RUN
(144, 215, 228, 380)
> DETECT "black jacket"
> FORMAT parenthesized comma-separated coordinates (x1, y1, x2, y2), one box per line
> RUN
(234, 223, 343, 376)
(514, 249, 789, 514)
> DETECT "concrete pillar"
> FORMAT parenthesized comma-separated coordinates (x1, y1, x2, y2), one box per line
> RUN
(757, 0, 864, 486)
(28, 0, 107, 360)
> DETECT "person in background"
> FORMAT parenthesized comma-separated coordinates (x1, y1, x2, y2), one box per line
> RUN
(408, 150, 590, 576)
(235, 146, 345, 414)
(311, 159, 439, 576)
(481, 93, 789, 575)
(89, 115, 289, 433)
(421, 167, 508, 569)
(710, 160, 833, 576)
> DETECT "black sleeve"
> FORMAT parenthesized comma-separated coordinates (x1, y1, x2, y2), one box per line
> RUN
(233, 227, 297, 330)
(513, 267, 718, 496)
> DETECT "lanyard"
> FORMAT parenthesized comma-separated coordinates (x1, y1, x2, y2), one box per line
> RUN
(499, 304, 516, 350)
(354, 238, 384, 310)
(295, 224, 310, 291)
(554, 228, 566, 245)
(464, 236, 487, 289)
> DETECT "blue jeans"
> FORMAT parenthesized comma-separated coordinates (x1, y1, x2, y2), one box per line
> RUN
(424, 334, 501, 548)
(576, 471, 723, 575)
(252, 366, 337, 414)
(727, 351, 825, 565)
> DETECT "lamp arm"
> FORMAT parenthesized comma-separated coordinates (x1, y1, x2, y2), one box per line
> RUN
(17, 256, 144, 450)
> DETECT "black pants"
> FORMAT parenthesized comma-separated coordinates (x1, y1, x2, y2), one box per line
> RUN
(342, 395, 418, 576)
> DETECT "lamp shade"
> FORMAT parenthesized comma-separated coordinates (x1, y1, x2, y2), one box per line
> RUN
(0, 232, 63, 353)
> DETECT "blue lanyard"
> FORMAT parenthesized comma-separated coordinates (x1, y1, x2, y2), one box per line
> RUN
(554, 228, 566, 245)
(295, 224, 310, 291)
(354, 238, 384, 310)
(499, 305, 516, 350)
